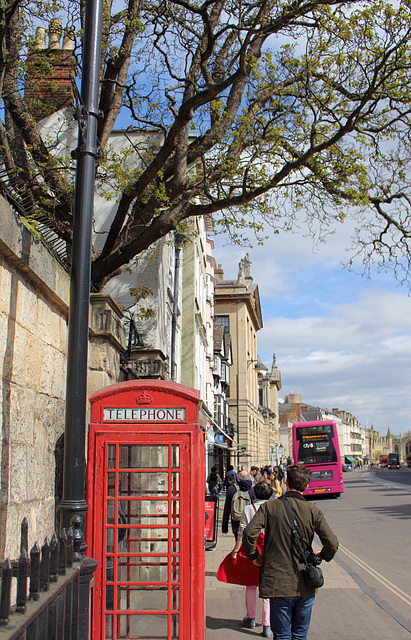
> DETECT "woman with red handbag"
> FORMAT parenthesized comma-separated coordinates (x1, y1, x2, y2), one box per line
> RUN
(217, 481, 273, 637)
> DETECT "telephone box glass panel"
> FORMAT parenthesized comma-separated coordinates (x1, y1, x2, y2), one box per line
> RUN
(103, 443, 182, 639)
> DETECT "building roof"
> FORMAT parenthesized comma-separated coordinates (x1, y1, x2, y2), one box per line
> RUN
(213, 323, 225, 353)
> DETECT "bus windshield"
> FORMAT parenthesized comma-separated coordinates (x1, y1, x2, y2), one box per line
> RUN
(295, 424, 338, 464)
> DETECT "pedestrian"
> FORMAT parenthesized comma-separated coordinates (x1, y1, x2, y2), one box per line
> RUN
(207, 466, 222, 495)
(230, 481, 273, 637)
(222, 470, 256, 539)
(260, 467, 271, 483)
(242, 465, 339, 640)
(223, 465, 237, 490)
(275, 463, 285, 484)
(268, 470, 282, 498)
(250, 466, 260, 484)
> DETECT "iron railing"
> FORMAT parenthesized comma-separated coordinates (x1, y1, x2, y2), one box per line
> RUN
(0, 519, 97, 640)
(0, 163, 70, 272)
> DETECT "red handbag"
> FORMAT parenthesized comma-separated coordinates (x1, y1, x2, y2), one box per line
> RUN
(216, 532, 264, 586)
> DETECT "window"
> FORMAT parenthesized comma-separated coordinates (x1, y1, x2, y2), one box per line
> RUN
(220, 362, 227, 382)
(214, 395, 223, 427)
(215, 315, 229, 334)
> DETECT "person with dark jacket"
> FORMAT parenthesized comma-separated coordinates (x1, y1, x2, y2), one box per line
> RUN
(207, 466, 222, 495)
(242, 465, 338, 640)
(222, 470, 256, 539)
(223, 464, 237, 490)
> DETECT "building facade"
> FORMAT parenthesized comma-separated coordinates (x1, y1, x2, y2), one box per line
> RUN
(214, 255, 280, 468)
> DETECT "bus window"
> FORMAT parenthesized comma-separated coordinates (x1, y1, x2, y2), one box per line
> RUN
(296, 425, 338, 465)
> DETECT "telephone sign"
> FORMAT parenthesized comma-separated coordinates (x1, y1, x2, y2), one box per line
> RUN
(103, 407, 186, 421)
(86, 380, 205, 640)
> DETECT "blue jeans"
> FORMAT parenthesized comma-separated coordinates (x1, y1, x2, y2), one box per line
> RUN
(270, 595, 315, 640)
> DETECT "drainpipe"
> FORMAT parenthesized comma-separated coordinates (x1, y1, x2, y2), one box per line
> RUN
(170, 233, 185, 380)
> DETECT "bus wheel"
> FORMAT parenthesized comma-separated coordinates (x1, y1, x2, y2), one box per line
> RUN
(332, 493, 340, 499)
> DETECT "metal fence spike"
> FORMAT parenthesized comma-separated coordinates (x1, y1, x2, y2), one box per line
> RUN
(40, 538, 51, 591)
(67, 527, 74, 567)
(50, 533, 59, 582)
(16, 548, 29, 613)
(29, 541, 41, 601)
(20, 518, 28, 556)
(59, 528, 68, 575)
(0, 558, 12, 625)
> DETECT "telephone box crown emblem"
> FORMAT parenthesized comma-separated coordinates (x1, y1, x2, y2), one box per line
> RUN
(136, 391, 153, 405)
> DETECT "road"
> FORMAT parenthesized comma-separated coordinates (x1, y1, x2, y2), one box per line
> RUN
(205, 468, 411, 639)
(309, 468, 411, 637)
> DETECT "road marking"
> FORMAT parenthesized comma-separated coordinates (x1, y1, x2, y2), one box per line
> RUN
(339, 544, 411, 606)
(335, 554, 411, 634)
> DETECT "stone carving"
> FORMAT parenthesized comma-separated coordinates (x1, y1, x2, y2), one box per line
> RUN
(237, 253, 252, 283)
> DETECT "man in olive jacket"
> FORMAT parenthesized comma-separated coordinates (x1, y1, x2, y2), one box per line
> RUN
(242, 465, 338, 640)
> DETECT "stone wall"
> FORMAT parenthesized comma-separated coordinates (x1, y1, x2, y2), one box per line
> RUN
(0, 197, 126, 558)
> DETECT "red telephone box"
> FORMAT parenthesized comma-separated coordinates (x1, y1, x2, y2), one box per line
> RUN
(86, 380, 205, 640)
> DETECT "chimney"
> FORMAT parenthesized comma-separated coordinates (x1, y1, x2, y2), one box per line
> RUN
(24, 20, 77, 121)
(215, 264, 224, 281)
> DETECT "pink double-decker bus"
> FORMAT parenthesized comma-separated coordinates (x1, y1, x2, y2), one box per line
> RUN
(292, 420, 344, 498)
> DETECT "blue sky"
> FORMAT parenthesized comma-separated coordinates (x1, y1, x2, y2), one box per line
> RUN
(212, 222, 411, 436)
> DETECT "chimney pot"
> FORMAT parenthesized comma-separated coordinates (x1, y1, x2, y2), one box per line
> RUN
(34, 27, 46, 50)
(62, 27, 74, 51)
(48, 18, 62, 49)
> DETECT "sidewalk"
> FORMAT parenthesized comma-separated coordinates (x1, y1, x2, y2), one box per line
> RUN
(205, 512, 411, 640)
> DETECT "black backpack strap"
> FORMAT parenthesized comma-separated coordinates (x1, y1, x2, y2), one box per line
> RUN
(280, 497, 308, 567)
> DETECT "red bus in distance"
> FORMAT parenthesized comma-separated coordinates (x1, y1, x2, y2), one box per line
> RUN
(379, 454, 388, 468)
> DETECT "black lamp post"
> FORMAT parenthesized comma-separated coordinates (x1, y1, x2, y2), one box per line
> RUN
(58, 0, 104, 558)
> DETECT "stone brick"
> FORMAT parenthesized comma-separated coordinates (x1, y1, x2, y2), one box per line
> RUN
(34, 499, 56, 543)
(26, 333, 44, 391)
(50, 349, 67, 399)
(34, 393, 65, 447)
(0, 313, 8, 367)
(9, 384, 35, 445)
(33, 406, 48, 453)
(3, 505, 22, 558)
(31, 444, 53, 500)
(39, 347, 58, 395)
(0, 258, 12, 316)
(16, 279, 38, 333)
(52, 399, 65, 441)
(58, 314, 69, 352)
(9, 445, 28, 503)
(37, 296, 63, 349)
(88, 339, 106, 372)
(9, 324, 28, 385)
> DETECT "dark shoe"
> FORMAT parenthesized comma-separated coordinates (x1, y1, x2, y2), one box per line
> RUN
(242, 617, 256, 628)
(261, 626, 272, 637)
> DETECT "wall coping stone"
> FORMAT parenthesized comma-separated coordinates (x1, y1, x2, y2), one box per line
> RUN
(0, 197, 70, 316)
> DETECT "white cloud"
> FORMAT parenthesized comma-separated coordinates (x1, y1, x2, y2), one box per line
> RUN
(212, 228, 411, 433)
